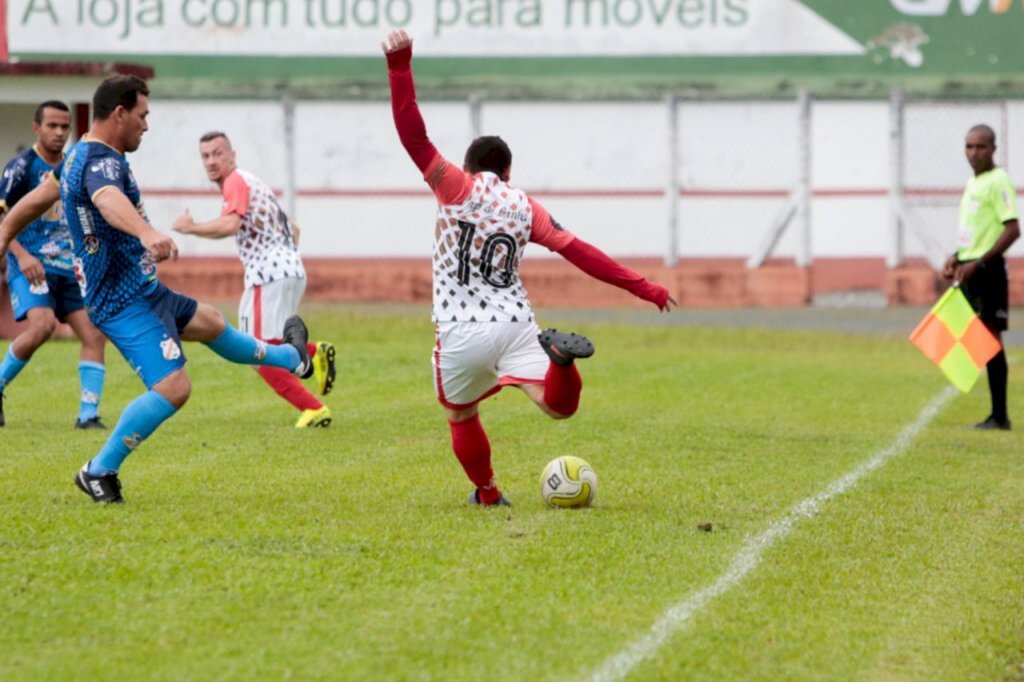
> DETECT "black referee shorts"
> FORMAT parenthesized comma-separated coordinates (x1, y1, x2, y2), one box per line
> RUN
(960, 256, 1009, 333)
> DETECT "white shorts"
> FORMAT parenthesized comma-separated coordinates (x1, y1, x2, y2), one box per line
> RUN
(239, 277, 306, 341)
(433, 321, 549, 409)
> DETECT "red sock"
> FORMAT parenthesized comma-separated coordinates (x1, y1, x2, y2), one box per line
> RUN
(449, 415, 500, 503)
(257, 365, 323, 411)
(307, 342, 317, 358)
(543, 361, 582, 417)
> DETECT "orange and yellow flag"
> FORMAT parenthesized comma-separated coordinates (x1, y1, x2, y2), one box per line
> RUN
(909, 287, 1001, 393)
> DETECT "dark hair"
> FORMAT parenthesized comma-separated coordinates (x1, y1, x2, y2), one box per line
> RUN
(968, 124, 996, 145)
(92, 74, 150, 121)
(464, 136, 512, 176)
(34, 100, 70, 124)
(199, 131, 230, 144)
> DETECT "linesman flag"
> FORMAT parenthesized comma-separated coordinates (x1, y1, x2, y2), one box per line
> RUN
(909, 287, 1001, 393)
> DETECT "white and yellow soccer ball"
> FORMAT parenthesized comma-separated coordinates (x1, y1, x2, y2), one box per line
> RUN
(540, 456, 597, 508)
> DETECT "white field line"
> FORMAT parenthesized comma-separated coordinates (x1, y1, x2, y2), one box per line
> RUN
(589, 386, 957, 682)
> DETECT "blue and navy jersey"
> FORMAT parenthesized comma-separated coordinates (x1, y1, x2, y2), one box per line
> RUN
(0, 146, 74, 277)
(55, 138, 157, 323)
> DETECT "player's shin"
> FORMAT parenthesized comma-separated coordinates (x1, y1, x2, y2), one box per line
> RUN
(205, 324, 301, 370)
(78, 361, 106, 421)
(543, 362, 582, 417)
(449, 415, 501, 504)
(88, 391, 177, 475)
(0, 346, 28, 393)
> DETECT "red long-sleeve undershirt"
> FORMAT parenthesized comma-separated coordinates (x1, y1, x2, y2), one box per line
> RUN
(387, 46, 436, 172)
(387, 46, 671, 311)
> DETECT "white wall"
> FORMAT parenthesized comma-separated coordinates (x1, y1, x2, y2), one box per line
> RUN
(9, 96, 1016, 262)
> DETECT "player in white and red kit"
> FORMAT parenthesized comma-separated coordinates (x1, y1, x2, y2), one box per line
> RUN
(173, 132, 336, 428)
(384, 30, 677, 506)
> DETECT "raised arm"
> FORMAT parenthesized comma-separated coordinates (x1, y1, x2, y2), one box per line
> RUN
(383, 30, 439, 172)
(0, 179, 60, 261)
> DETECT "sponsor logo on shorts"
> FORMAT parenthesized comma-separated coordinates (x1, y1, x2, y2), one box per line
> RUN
(84, 236, 100, 254)
(160, 338, 182, 361)
(28, 281, 49, 295)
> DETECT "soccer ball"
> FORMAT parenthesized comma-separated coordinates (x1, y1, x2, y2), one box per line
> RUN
(540, 456, 597, 508)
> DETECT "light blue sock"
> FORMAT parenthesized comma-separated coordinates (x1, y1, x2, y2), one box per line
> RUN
(205, 324, 300, 371)
(88, 391, 177, 476)
(78, 361, 106, 421)
(0, 346, 28, 393)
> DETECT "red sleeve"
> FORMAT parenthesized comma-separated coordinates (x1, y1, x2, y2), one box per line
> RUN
(558, 237, 671, 310)
(528, 198, 575, 251)
(387, 46, 440, 173)
(422, 155, 474, 206)
(220, 171, 249, 217)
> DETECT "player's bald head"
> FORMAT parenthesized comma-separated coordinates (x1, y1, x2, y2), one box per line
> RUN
(199, 131, 232, 149)
(967, 124, 996, 145)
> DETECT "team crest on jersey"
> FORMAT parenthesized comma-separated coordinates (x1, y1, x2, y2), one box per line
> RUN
(160, 337, 182, 361)
(84, 235, 100, 254)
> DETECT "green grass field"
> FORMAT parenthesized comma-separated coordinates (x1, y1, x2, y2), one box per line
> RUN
(1, 306, 1022, 681)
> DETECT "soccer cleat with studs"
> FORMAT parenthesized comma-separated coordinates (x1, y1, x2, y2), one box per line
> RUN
(74, 416, 107, 430)
(0, 393, 5, 427)
(538, 329, 595, 366)
(74, 464, 124, 503)
(295, 405, 332, 428)
(312, 341, 337, 396)
(283, 315, 314, 379)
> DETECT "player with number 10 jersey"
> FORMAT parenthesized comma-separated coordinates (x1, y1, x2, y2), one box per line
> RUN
(385, 29, 676, 507)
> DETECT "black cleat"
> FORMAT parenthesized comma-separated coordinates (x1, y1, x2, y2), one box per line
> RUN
(974, 415, 1012, 431)
(0, 393, 5, 427)
(74, 416, 107, 430)
(74, 464, 124, 503)
(283, 315, 314, 379)
(538, 329, 595, 366)
(468, 490, 512, 507)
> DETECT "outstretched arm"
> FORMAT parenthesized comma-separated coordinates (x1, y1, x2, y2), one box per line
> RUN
(383, 30, 439, 172)
(559, 237, 677, 312)
(529, 198, 677, 311)
(173, 208, 241, 239)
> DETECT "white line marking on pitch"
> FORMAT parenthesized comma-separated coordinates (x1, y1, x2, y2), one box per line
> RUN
(589, 386, 957, 682)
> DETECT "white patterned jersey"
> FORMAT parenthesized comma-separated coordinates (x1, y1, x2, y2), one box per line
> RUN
(221, 168, 305, 289)
(424, 156, 575, 323)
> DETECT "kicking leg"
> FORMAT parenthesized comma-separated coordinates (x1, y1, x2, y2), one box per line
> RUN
(182, 302, 312, 377)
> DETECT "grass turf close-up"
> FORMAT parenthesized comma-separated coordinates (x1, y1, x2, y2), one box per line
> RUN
(1, 305, 1022, 681)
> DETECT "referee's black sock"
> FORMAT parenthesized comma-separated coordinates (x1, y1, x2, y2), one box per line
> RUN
(987, 350, 1009, 423)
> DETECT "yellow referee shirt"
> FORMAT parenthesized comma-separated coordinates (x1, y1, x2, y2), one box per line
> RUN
(957, 167, 1019, 261)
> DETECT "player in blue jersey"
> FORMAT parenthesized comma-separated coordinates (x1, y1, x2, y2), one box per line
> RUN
(0, 75, 316, 503)
(0, 100, 107, 429)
